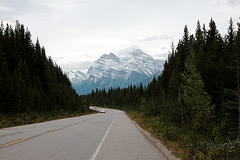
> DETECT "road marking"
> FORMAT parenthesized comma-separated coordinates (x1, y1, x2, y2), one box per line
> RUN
(0, 138, 27, 148)
(47, 129, 59, 132)
(0, 115, 98, 149)
(90, 111, 119, 160)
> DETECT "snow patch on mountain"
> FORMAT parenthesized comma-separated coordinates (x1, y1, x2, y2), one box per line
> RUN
(67, 71, 89, 85)
(67, 47, 165, 95)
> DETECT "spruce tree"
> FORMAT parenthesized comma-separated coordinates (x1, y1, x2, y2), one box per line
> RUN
(183, 51, 215, 135)
(234, 22, 240, 134)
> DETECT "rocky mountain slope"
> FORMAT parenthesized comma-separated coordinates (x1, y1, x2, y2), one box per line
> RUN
(67, 47, 165, 95)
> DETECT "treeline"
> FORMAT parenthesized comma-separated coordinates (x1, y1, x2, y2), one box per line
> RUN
(0, 21, 88, 114)
(85, 18, 240, 158)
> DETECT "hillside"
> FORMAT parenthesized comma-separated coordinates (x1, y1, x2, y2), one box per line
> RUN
(0, 21, 88, 114)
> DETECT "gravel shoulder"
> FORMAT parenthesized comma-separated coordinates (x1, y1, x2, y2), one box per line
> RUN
(125, 112, 181, 160)
(96, 111, 168, 160)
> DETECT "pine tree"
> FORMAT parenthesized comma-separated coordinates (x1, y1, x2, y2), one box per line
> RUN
(234, 21, 240, 134)
(183, 51, 215, 135)
(0, 58, 11, 113)
(176, 25, 189, 73)
(0, 21, 88, 114)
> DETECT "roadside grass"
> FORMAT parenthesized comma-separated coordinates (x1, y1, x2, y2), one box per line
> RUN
(0, 109, 97, 129)
(126, 111, 188, 159)
(126, 111, 240, 160)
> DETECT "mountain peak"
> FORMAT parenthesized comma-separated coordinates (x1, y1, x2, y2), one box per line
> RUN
(115, 46, 152, 60)
(67, 47, 165, 95)
(109, 52, 116, 56)
(107, 52, 119, 61)
(95, 52, 120, 65)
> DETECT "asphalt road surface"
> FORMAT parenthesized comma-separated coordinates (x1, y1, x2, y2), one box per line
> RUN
(0, 108, 167, 160)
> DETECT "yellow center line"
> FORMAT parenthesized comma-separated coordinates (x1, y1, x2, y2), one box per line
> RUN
(0, 138, 27, 148)
(47, 128, 59, 132)
(0, 117, 97, 149)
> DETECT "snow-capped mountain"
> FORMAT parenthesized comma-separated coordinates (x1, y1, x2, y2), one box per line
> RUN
(67, 71, 89, 85)
(67, 47, 165, 95)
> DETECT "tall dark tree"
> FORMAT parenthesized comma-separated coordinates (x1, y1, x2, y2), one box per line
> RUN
(0, 21, 88, 114)
(234, 22, 240, 134)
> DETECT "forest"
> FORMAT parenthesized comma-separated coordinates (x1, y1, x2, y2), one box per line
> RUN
(1, 19, 239, 159)
(85, 18, 240, 159)
(0, 21, 89, 126)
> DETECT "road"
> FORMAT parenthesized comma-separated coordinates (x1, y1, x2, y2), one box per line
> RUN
(0, 108, 167, 160)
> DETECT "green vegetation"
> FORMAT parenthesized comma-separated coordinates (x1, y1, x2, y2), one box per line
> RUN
(0, 109, 95, 129)
(127, 111, 240, 159)
(0, 21, 90, 127)
(85, 18, 240, 159)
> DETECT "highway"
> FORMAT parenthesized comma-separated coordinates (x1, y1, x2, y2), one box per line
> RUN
(0, 108, 167, 160)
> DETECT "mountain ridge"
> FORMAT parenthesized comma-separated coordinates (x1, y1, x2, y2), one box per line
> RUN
(67, 47, 165, 95)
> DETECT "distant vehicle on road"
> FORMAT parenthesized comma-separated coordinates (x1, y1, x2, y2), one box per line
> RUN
(94, 106, 97, 109)
(100, 109, 106, 113)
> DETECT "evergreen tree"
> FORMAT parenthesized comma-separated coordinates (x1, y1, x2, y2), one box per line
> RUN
(0, 21, 88, 114)
(234, 21, 240, 134)
(182, 51, 215, 135)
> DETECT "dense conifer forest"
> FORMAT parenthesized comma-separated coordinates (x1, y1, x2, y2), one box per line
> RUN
(86, 18, 240, 159)
(0, 21, 89, 117)
(1, 19, 239, 159)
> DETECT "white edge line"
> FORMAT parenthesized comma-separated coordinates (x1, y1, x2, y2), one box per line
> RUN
(90, 111, 119, 160)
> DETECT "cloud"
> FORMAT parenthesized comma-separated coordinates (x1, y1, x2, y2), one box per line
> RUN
(58, 61, 95, 73)
(153, 52, 169, 60)
(161, 47, 167, 50)
(78, 0, 91, 5)
(226, 0, 240, 6)
(51, 54, 95, 73)
(51, 56, 65, 62)
(137, 35, 172, 42)
(0, 0, 50, 20)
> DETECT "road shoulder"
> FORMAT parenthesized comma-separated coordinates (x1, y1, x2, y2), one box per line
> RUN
(95, 111, 167, 160)
(125, 112, 180, 160)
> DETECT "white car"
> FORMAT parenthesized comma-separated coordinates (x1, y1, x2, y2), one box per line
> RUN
(100, 109, 106, 113)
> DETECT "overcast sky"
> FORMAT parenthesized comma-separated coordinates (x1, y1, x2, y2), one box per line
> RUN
(0, 0, 240, 72)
